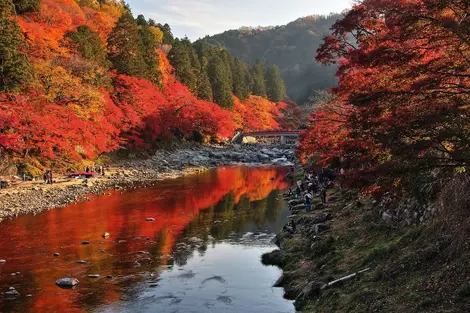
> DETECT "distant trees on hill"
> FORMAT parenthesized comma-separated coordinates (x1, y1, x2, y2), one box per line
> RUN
(168, 39, 288, 107)
(200, 14, 342, 104)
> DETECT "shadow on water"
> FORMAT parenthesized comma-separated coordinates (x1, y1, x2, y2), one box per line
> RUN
(0, 166, 294, 313)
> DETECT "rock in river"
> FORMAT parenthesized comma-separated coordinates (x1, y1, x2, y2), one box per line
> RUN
(102, 232, 110, 238)
(56, 278, 80, 288)
(4, 289, 20, 297)
(88, 274, 100, 278)
(146, 218, 155, 222)
(81, 241, 90, 245)
(0, 259, 6, 264)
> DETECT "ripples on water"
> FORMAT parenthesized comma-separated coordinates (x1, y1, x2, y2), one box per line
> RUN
(0, 166, 294, 313)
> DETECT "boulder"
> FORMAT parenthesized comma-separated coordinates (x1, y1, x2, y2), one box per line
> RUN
(102, 232, 110, 238)
(0, 259, 6, 264)
(260, 148, 276, 157)
(288, 199, 304, 206)
(272, 157, 288, 164)
(291, 204, 306, 212)
(4, 289, 20, 297)
(314, 223, 330, 234)
(88, 274, 100, 278)
(146, 218, 155, 222)
(382, 211, 393, 222)
(56, 278, 80, 288)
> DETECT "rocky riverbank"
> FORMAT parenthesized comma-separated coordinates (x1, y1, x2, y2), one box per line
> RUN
(0, 144, 296, 220)
(263, 182, 470, 312)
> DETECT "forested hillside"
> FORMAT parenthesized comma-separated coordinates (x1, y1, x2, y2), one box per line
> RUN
(0, 0, 300, 174)
(201, 14, 342, 104)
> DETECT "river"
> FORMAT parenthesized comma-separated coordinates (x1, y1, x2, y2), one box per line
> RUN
(0, 166, 294, 313)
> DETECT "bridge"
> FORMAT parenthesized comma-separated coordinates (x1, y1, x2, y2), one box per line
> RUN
(232, 130, 301, 145)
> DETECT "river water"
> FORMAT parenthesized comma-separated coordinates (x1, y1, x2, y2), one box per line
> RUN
(0, 166, 294, 313)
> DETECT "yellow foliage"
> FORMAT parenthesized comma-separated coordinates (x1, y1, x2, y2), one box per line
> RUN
(149, 26, 164, 44)
(32, 61, 105, 118)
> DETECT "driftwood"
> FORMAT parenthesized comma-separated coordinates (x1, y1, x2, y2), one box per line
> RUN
(321, 268, 370, 290)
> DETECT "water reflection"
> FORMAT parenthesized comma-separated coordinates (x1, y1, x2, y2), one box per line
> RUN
(0, 166, 293, 313)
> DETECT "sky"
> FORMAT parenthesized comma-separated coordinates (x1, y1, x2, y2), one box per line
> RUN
(127, 0, 354, 41)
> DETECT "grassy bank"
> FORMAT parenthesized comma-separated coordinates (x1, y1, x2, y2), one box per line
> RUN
(264, 187, 470, 312)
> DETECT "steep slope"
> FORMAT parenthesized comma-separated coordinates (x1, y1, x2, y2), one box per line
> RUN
(0, 0, 299, 174)
(201, 14, 342, 104)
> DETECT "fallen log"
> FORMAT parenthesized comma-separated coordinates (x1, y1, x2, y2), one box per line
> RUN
(321, 268, 370, 290)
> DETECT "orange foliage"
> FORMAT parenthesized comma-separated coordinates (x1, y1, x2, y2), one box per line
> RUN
(232, 95, 280, 131)
(1, 1, 296, 169)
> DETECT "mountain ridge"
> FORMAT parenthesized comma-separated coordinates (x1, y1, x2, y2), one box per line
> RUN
(200, 13, 342, 104)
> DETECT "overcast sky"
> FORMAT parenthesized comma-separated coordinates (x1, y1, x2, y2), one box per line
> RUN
(127, 0, 354, 41)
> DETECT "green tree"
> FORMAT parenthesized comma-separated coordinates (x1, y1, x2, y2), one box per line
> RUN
(168, 39, 197, 91)
(157, 23, 174, 44)
(219, 50, 233, 91)
(196, 69, 213, 101)
(265, 64, 286, 102)
(0, 0, 33, 91)
(232, 58, 251, 100)
(208, 55, 233, 109)
(65, 25, 109, 68)
(135, 14, 148, 27)
(251, 60, 266, 97)
(13, 0, 40, 14)
(107, 12, 148, 78)
(139, 25, 162, 85)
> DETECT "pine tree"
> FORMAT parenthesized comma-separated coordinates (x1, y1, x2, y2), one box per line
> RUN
(251, 60, 266, 97)
(139, 25, 161, 85)
(13, 0, 40, 14)
(232, 58, 251, 100)
(65, 25, 109, 68)
(135, 14, 148, 27)
(265, 65, 286, 102)
(107, 12, 148, 79)
(157, 23, 174, 44)
(208, 55, 233, 109)
(196, 69, 213, 101)
(168, 40, 197, 91)
(0, 0, 33, 91)
(219, 50, 233, 91)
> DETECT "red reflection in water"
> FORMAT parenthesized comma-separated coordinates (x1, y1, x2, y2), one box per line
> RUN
(0, 166, 288, 313)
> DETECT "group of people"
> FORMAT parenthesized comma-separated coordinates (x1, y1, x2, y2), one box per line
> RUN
(288, 168, 335, 212)
(85, 164, 106, 176)
(43, 170, 53, 184)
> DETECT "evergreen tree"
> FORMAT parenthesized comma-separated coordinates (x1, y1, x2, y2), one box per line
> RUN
(168, 40, 197, 91)
(265, 64, 286, 102)
(219, 50, 233, 91)
(0, 0, 33, 91)
(13, 0, 40, 14)
(232, 58, 251, 100)
(208, 55, 233, 109)
(192, 41, 213, 101)
(251, 60, 266, 97)
(196, 69, 213, 101)
(139, 25, 161, 85)
(157, 23, 174, 44)
(135, 14, 148, 27)
(107, 12, 148, 79)
(65, 25, 109, 68)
